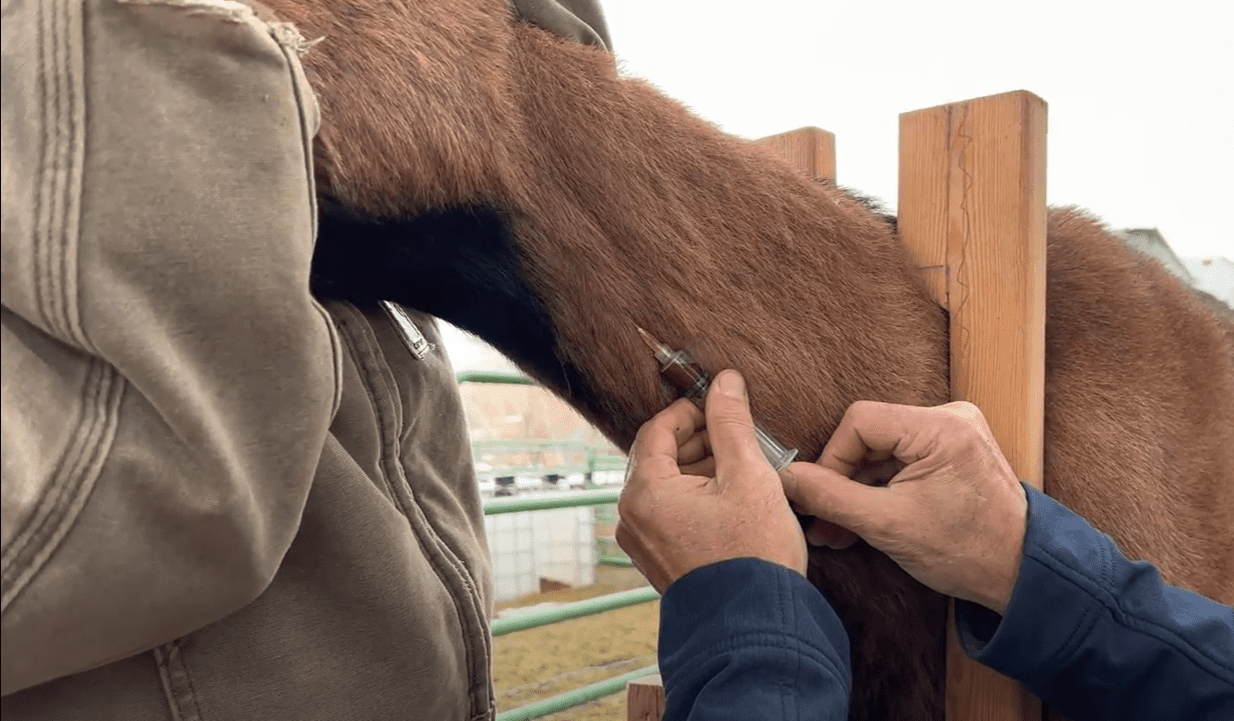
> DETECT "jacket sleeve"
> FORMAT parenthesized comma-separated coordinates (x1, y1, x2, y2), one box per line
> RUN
(955, 485, 1234, 721)
(658, 558, 852, 721)
(1, 0, 339, 695)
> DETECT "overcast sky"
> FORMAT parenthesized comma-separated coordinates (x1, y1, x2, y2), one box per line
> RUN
(603, 0, 1232, 259)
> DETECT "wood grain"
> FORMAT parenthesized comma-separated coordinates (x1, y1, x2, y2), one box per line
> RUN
(754, 126, 837, 182)
(899, 90, 1048, 721)
(626, 674, 665, 721)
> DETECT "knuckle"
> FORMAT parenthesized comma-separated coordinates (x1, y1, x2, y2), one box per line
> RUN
(944, 401, 981, 421)
(847, 399, 878, 421)
(617, 487, 651, 522)
(941, 401, 984, 434)
(614, 522, 632, 551)
(616, 492, 637, 520)
(629, 425, 652, 455)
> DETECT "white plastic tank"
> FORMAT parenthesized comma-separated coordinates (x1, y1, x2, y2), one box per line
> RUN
(484, 499, 598, 601)
(484, 511, 537, 601)
(533, 506, 597, 590)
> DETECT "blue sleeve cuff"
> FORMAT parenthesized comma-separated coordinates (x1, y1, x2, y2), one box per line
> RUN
(658, 558, 851, 721)
(956, 484, 1234, 720)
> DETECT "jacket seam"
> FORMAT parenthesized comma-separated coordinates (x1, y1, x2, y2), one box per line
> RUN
(373, 315, 493, 718)
(31, 0, 53, 339)
(334, 306, 403, 503)
(155, 640, 204, 721)
(381, 309, 494, 713)
(777, 569, 793, 720)
(379, 305, 494, 711)
(1031, 543, 1234, 680)
(32, 0, 92, 351)
(665, 631, 844, 686)
(332, 302, 492, 718)
(1, 357, 125, 613)
(315, 299, 344, 417)
(278, 26, 344, 419)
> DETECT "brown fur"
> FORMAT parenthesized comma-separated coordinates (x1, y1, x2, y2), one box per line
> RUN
(264, 2, 1234, 718)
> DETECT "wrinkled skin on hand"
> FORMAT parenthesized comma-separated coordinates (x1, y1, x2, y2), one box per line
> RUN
(784, 401, 1028, 615)
(618, 372, 808, 594)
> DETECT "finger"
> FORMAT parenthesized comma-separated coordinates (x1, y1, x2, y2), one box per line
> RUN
(817, 401, 935, 477)
(658, 397, 706, 448)
(626, 399, 706, 489)
(781, 461, 895, 539)
(703, 370, 773, 488)
(679, 457, 716, 477)
(677, 429, 712, 466)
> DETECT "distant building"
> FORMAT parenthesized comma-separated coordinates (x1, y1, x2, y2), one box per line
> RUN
(1119, 228, 1195, 284)
(1181, 256, 1234, 308)
(1118, 227, 1232, 309)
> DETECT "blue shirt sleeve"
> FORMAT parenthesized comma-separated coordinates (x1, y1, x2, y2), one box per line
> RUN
(956, 484, 1234, 721)
(657, 558, 851, 721)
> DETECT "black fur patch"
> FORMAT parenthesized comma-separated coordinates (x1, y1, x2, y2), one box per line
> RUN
(311, 198, 589, 395)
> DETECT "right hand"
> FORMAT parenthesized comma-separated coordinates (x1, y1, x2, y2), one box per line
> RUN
(781, 401, 1028, 614)
(616, 371, 807, 594)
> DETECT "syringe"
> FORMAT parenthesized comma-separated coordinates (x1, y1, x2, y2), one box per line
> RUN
(636, 326, 798, 472)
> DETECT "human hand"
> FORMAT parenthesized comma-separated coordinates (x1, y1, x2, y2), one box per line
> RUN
(616, 370, 808, 594)
(781, 401, 1028, 614)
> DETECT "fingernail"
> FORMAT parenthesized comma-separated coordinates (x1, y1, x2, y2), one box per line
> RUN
(716, 370, 745, 398)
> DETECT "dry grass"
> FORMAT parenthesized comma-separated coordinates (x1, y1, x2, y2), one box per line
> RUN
(493, 566, 658, 720)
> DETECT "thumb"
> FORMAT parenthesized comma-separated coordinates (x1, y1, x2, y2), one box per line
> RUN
(781, 461, 890, 540)
(705, 370, 769, 484)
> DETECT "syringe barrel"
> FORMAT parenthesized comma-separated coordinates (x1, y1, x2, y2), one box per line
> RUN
(661, 353, 711, 403)
(753, 422, 798, 472)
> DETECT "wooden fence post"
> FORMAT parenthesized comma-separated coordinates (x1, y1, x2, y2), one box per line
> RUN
(627, 674, 666, 721)
(899, 90, 1048, 721)
(753, 126, 837, 182)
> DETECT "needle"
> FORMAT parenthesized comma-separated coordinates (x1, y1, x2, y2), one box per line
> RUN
(635, 326, 665, 355)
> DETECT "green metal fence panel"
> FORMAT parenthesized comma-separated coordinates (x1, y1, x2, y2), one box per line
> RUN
(471, 439, 626, 479)
(482, 489, 621, 515)
(490, 586, 658, 637)
(473, 439, 592, 452)
(494, 665, 660, 721)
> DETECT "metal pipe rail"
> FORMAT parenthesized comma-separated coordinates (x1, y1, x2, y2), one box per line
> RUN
(491, 586, 658, 636)
(456, 370, 535, 385)
(482, 488, 621, 515)
(494, 665, 660, 721)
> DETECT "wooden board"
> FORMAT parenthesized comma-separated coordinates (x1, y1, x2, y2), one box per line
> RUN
(754, 126, 837, 182)
(899, 89, 1048, 721)
(626, 674, 665, 721)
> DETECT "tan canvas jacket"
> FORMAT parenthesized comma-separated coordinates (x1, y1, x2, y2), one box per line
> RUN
(0, 0, 606, 717)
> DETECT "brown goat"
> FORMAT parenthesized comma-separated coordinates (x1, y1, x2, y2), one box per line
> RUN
(265, 1, 1234, 719)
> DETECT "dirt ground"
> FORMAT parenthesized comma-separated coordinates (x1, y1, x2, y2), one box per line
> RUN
(493, 565, 659, 720)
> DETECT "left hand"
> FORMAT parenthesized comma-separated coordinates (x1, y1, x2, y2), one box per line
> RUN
(616, 370, 808, 593)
